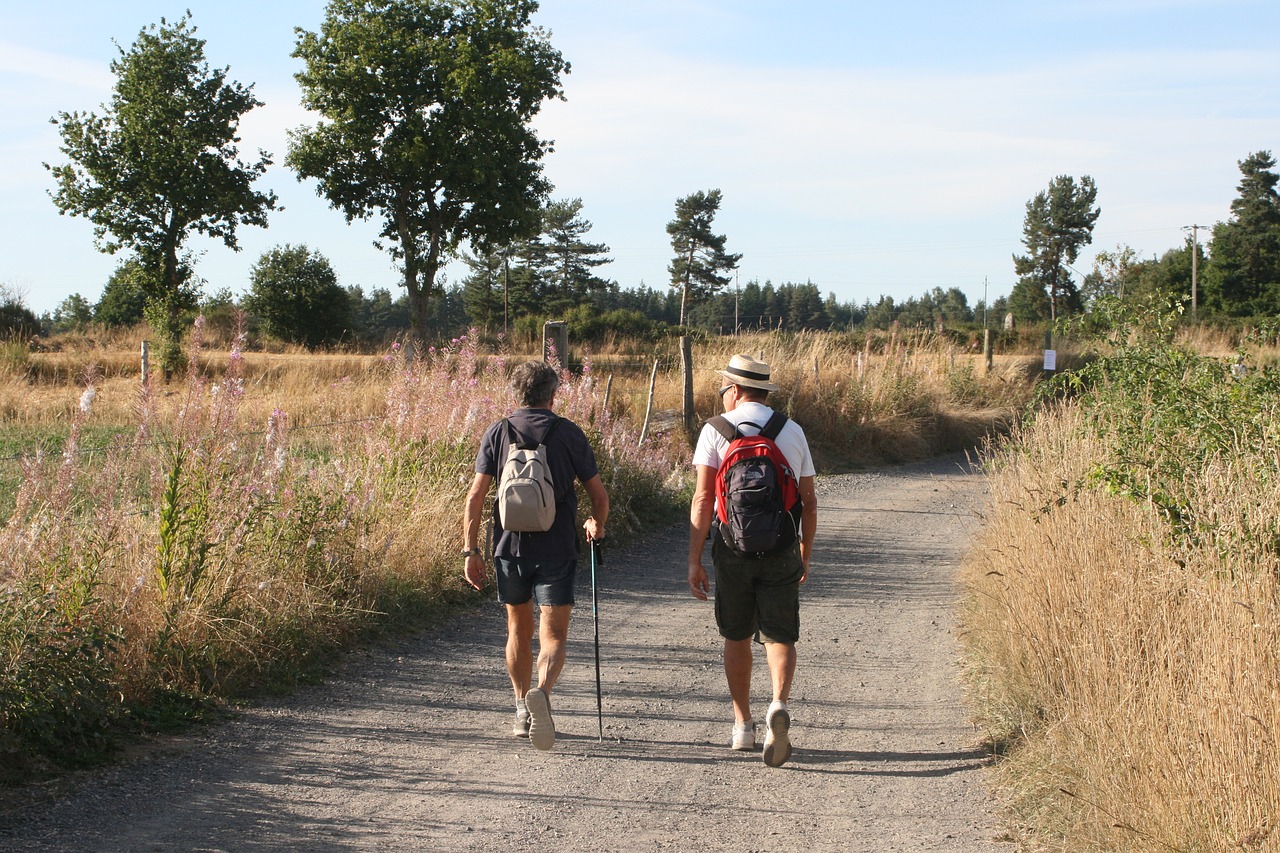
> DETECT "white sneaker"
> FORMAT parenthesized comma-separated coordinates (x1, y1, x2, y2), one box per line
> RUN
(525, 687, 555, 751)
(512, 703, 530, 738)
(730, 720, 755, 751)
(763, 702, 791, 767)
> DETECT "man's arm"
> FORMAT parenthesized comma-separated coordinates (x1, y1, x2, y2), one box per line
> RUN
(462, 472, 493, 590)
(797, 474, 817, 582)
(581, 473, 609, 541)
(687, 464, 718, 600)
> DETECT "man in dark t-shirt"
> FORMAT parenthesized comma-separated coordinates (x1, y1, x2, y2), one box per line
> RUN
(462, 361, 608, 750)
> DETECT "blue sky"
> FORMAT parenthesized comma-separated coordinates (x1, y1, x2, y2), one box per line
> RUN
(3, 0, 1278, 316)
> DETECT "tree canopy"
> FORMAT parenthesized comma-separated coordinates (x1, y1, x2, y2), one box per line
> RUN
(288, 0, 568, 344)
(46, 13, 276, 376)
(541, 198, 611, 312)
(1205, 151, 1280, 315)
(244, 244, 350, 348)
(667, 189, 741, 326)
(1011, 175, 1100, 322)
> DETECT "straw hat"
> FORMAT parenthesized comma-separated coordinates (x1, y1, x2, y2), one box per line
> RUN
(716, 353, 778, 392)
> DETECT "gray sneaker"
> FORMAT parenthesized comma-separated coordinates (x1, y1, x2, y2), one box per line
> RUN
(525, 687, 555, 751)
(730, 721, 755, 751)
(762, 704, 791, 767)
(513, 704, 530, 738)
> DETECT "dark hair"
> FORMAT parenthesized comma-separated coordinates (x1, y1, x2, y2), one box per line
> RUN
(511, 360, 560, 407)
(735, 384, 769, 402)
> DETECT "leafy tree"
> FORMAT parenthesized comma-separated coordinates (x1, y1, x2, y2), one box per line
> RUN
(667, 189, 742, 326)
(0, 285, 40, 338)
(1011, 175, 1100, 322)
(541, 198, 610, 311)
(95, 258, 151, 327)
(928, 287, 973, 324)
(200, 287, 241, 343)
(895, 296, 934, 328)
(1085, 245, 1141, 308)
(243, 245, 350, 348)
(46, 14, 277, 377)
(1205, 151, 1280, 315)
(51, 295, 95, 333)
(288, 0, 568, 344)
(562, 304, 658, 343)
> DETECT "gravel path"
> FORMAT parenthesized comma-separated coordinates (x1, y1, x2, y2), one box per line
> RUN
(1, 455, 1008, 852)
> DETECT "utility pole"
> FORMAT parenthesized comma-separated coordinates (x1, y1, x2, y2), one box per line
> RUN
(734, 269, 740, 334)
(1183, 224, 1207, 318)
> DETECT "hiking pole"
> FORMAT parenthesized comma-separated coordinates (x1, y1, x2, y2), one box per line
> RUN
(590, 539, 604, 741)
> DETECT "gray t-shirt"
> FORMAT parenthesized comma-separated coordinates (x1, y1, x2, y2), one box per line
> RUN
(476, 408, 599, 560)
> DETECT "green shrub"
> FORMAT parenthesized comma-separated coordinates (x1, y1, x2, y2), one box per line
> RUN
(0, 573, 122, 779)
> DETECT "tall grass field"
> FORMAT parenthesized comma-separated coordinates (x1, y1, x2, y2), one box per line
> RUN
(961, 306, 1280, 851)
(1, 321, 1026, 783)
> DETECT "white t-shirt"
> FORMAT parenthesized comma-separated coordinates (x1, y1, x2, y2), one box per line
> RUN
(691, 401, 816, 479)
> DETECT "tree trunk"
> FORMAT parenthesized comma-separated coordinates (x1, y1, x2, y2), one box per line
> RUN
(397, 205, 440, 345)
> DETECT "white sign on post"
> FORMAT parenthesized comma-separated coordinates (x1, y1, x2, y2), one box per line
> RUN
(1043, 350, 1057, 371)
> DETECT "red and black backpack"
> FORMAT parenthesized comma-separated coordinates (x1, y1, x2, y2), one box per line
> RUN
(708, 411, 802, 557)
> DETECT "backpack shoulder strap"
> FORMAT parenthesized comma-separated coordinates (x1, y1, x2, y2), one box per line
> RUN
(760, 411, 789, 441)
(500, 418, 518, 451)
(707, 415, 738, 443)
(540, 415, 562, 446)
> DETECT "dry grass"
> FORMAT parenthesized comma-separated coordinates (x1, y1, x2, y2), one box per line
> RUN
(962, 406, 1280, 851)
(690, 329, 1033, 467)
(0, 324, 1034, 777)
(0, 328, 694, 776)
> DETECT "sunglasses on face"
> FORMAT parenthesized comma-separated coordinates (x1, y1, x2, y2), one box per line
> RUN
(718, 385, 734, 398)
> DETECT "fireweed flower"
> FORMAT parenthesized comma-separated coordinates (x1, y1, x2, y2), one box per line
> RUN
(79, 387, 96, 414)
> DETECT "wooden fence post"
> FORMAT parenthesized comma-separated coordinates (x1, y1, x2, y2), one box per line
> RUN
(681, 335, 694, 433)
(638, 359, 659, 446)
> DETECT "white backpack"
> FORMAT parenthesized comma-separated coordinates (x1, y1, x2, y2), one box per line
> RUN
(496, 417, 561, 532)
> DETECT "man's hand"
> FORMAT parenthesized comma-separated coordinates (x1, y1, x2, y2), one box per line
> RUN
(688, 559, 711, 601)
(463, 554, 487, 590)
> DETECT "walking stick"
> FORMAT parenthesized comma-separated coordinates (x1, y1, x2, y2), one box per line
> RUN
(590, 539, 604, 741)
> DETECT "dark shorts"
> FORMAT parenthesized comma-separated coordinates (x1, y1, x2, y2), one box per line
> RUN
(712, 535, 803, 644)
(495, 557, 577, 607)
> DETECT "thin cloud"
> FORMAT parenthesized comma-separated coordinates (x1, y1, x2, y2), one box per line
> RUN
(0, 41, 113, 90)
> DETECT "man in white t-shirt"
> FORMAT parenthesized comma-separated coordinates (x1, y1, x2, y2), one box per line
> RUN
(688, 354, 818, 767)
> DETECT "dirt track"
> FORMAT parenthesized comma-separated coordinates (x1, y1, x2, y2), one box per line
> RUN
(1, 455, 1009, 852)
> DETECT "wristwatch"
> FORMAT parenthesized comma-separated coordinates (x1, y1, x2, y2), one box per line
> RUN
(461, 547, 483, 558)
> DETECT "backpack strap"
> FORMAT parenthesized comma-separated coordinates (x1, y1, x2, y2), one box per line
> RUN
(709, 414, 783, 442)
(759, 411, 789, 441)
(504, 415, 561, 449)
(707, 415, 738, 443)
(540, 415, 562, 446)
